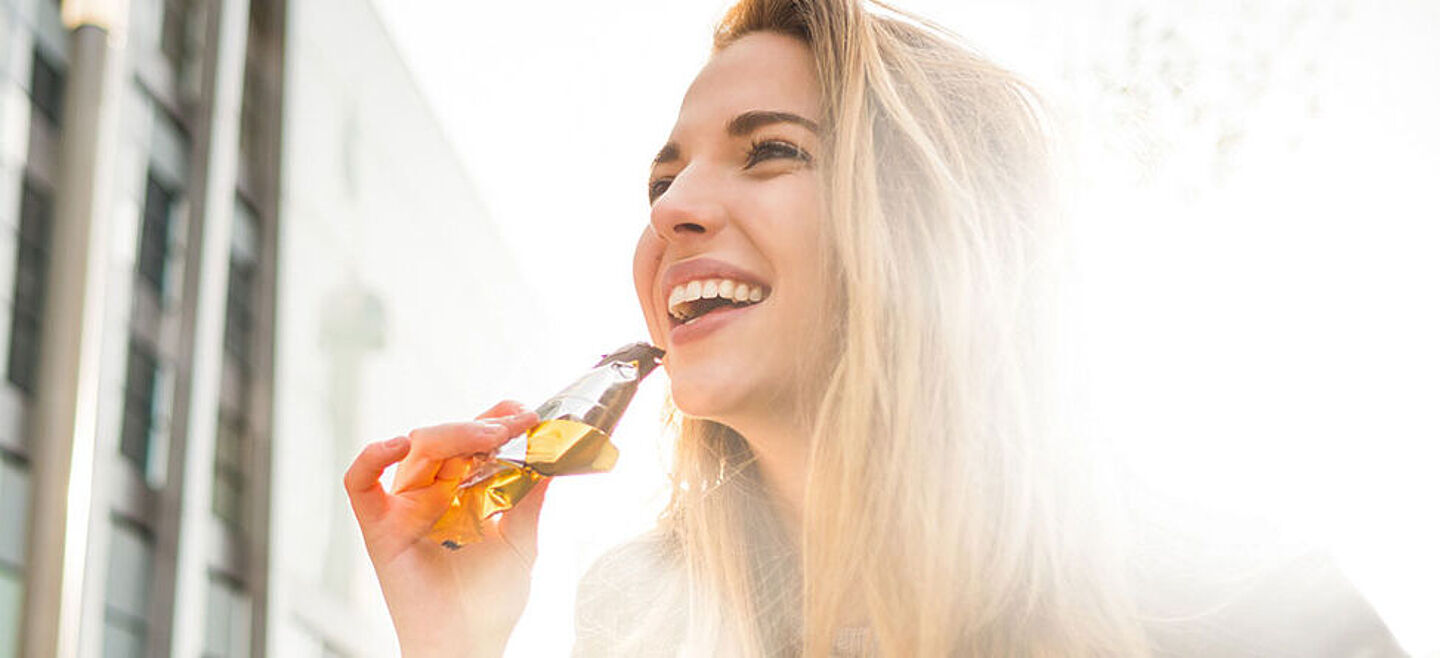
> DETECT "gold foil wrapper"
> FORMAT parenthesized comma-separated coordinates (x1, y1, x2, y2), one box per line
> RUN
(427, 342, 663, 550)
(525, 418, 619, 476)
(429, 462, 542, 550)
(428, 420, 619, 549)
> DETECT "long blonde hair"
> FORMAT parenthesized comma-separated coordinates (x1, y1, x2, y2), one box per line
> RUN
(651, 1, 1151, 655)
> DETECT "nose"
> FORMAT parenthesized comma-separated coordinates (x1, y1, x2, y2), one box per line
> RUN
(648, 167, 728, 242)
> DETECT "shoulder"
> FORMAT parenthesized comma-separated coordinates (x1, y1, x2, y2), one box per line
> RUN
(1138, 548, 1407, 657)
(573, 531, 687, 658)
(576, 530, 681, 607)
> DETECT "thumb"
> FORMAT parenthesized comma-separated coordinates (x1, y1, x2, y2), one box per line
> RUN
(344, 437, 411, 524)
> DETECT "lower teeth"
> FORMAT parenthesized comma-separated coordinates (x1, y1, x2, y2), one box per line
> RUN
(677, 300, 753, 324)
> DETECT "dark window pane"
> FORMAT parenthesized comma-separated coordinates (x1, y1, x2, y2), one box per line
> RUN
(17, 184, 52, 248)
(160, 0, 189, 74)
(119, 343, 159, 472)
(223, 260, 254, 364)
(248, 0, 275, 35)
(238, 72, 259, 185)
(6, 322, 40, 396)
(29, 48, 63, 126)
(14, 264, 43, 312)
(212, 412, 246, 528)
(137, 175, 173, 294)
(8, 180, 53, 394)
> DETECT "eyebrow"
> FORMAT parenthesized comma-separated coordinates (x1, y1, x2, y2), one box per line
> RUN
(653, 142, 680, 166)
(727, 110, 820, 138)
(651, 110, 821, 166)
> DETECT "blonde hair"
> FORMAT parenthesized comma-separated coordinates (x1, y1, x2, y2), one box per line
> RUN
(646, 0, 1151, 655)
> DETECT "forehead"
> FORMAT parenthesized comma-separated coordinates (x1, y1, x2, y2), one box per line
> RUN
(675, 31, 821, 133)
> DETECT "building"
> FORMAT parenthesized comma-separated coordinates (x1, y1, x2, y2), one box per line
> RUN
(0, 0, 540, 655)
(0, 0, 285, 654)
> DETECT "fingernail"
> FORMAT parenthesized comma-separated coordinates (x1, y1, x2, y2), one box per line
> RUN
(477, 420, 506, 433)
(386, 436, 408, 449)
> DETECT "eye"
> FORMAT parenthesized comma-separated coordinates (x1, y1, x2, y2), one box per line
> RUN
(745, 139, 812, 169)
(648, 177, 672, 203)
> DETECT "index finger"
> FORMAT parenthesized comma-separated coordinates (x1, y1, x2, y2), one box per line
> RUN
(393, 414, 541, 493)
(406, 414, 538, 461)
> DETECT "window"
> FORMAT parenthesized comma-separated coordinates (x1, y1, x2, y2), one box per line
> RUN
(212, 411, 246, 528)
(215, 201, 260, 528)
(29, 47, 63, 127)
(0, 455, 30, 657)
(102, 521, 154, 658)
(159, 0, 193, 75)
(223, 260, 255, 366)
(225, 200, 260, 367)
(0, 455, 30, 569)
(0, 567, 20, 657)
(8, 179, 53, 394)
(119, 342, 159, 474)
(137, 174, 174, 295)
(237, 66, 263, 188)
(202, 575, 250, 658)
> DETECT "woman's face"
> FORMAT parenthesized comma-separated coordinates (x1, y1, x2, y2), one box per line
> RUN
(633, 31, 827, 426)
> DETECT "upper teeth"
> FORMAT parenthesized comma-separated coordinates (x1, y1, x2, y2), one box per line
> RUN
(667, 278, 767, 317)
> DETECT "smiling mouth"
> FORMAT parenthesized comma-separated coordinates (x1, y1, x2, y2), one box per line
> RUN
(667, 278, 770, 325)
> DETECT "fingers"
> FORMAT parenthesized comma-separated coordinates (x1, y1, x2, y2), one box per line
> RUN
(433, 455, 475, 482)
(393, 413, 540, 493)
(344, 436, 412, 522)
(410, 415, 538, 459)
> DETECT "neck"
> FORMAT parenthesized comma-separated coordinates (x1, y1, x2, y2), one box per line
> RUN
(722, 411, 809, 536)
(726, 411, 871, 627)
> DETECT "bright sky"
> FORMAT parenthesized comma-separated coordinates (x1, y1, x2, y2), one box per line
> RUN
(369, 1, 1440, 655)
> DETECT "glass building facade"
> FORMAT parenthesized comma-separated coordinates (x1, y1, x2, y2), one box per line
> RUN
(0, 0, 539, 655)
(0, 0, 284, 654)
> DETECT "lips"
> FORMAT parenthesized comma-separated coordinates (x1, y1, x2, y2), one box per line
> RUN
(657, 257, 771, 338)
(668, 297, 758, 346)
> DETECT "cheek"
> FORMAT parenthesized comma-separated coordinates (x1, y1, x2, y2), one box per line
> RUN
(766, 183, 827, 291)
(770, 186, 832, 341)
(632, 228, 666, 344)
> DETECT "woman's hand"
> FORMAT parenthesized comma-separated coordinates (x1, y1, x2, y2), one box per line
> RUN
(344, 400, 543, 658)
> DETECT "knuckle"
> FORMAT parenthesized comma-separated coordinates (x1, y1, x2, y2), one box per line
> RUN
(471, 421, 503, 438)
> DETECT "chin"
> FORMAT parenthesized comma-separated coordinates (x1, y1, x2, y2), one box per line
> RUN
(670, 372, 799, 440)
(668, 375, 738, 422)
(667, 363, 768, 426)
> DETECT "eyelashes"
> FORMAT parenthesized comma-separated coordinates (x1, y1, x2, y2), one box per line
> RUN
(744, 139, 811, 168)
(648, 139, 813, 204)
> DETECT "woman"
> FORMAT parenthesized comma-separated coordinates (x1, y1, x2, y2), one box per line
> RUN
(345, 0, 1402, 656)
